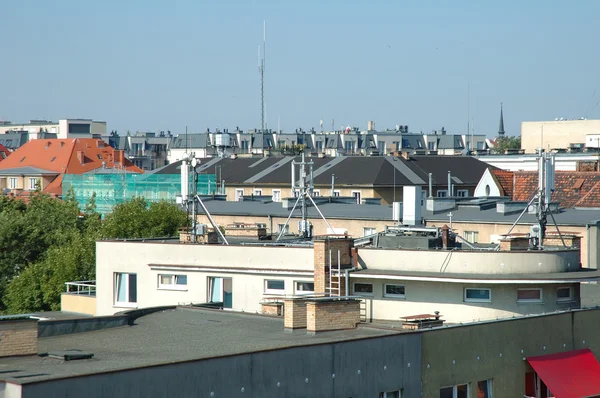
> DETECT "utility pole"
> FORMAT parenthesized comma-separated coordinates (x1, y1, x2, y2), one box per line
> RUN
(259, 21, 266, 150)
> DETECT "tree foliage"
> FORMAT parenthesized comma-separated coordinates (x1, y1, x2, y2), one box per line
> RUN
(492, 136, 521, 154)
(1, 193, 186, 314)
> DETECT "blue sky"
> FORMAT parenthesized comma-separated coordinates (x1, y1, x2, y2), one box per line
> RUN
(2, 1, 599, 137)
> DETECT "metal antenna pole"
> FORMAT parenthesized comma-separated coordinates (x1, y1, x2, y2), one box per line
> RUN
(547, 210, 568, 247)
(276, 195, 302, 241)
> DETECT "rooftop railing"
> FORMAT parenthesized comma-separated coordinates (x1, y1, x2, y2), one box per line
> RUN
(64, 280, 96, 296)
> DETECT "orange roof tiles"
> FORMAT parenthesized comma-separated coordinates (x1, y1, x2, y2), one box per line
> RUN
(511, 171, 600, 208)
(491, 169, 514, 197)
(0, 138, 142, 174)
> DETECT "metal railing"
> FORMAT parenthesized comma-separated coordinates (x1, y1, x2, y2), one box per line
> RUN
(65, 280, 96, 296)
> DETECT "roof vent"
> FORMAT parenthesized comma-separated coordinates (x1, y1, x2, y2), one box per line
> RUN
(47, 350, 94, 361)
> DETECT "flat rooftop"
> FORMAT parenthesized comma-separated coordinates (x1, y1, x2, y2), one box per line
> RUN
(0, 308, 398, 384)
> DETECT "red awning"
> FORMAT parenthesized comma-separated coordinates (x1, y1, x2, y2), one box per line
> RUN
(527, 348, 600, 398)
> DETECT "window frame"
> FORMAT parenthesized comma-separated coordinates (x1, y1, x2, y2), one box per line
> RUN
(383, 283, 406, 299)
(294, 281, 315, 295)
(351, 190, 361, 204)
(235, 189, 244, 201)
(463, 230, 479, 243)
(456, 189, 469, 197)
(464, 288, 491, 303)
(476, 379, 492, 398)
(437, 190, 448, 198)
(157, 273, 188, 291)
(440, 383, 470, 398)
(379, 391, 401, 398)
(312, 189, 320, 197)
(276, 223, 289, 234)
(8, 177, 17, 189)
(264, 279, 285, 295)
(557, 286, 574, 302)
(272, 189, 281, 202)
(353, 282, 374, 296)
(333, 190, 341, 197)
(114, 272, 137, 307)
(517, 288, 543, 303)
(362, 227, 377, 237)
(253, 189, 262, 196)
(28, 177, 38, 190)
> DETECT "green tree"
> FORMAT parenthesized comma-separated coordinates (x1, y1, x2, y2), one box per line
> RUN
(492, 136, 521, 154)
(101, 197, 187, 239)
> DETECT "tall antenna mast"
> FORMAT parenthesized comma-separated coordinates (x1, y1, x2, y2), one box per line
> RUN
(259, 21, 266, 143)
(467, 83, 470, 151)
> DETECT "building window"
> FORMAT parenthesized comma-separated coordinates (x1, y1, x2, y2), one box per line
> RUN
(557, 286, 574, 302)
(272, 189, 281, 202)
(456, 189, 468, 197)
(312, 189, 320, 197)
(440, 384, 469, 398)
(464, 288, 491, 303)
(264, 279, 285, 294)
(333, 190, 341, 197)
(463, 231, 479, 243)
(114, 273, 137, 306)
(28, 178, 38, 190)
(517, 288, 543, 303)
(208, 277, 232, 308)
(352, 190, 361, 204)
(345, 141, 354, 152)
(363, 227, 377, 237)
(437, 190, 448, 197)
(253, 189, 262, 196)
(276, 224, 289, 234)
(353, 282, 373, 296)
(477, 379, 492, 398)
(380, 391, 401, 398)
(294, 281, 314, 295)
(235, 189, 244, 201)
(158, 274, 187, 290)
(428, 141, 435, 150)
(384, 284, 405, 298)
(8, 177, 17, 189)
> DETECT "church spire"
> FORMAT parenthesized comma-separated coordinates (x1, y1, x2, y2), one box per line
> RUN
(498, 102, 505, 136)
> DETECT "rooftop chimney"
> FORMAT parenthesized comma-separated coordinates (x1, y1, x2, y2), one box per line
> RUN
(0, 317, 38, 358)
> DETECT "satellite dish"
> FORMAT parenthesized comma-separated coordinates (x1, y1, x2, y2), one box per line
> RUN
(191, 158, 198, 168)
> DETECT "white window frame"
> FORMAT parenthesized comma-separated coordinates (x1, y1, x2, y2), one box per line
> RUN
(517, 288, 543, 303)
(276, 224, 289, 234)
(8, 177, 17, 189)
(235, 189, 244, 201)
(264, 279, 285, 295)
(253, 189, 262, 196)
(476, 379, 492, 398)
(28, 177, 38, 190)
(437, 190, 448, 198)
(440, 384, 470, 398)
(463, 231, 479, 243)
(379, 391, 402, 398)
(333, 190, 341, 197)
(557, 286, 574, 302)
(272, 189, 281, 202)
(456, 189, 469, 197)
(363, 227, 377, 237)
(383, 283, 405, 299)
(352, 190, 361, 204)
(312, 189, 320, 197)
(114, 272, 137, 307)
(294, 281, 315, 295)
(464, 288, 491, 303)
(353, 282, 374, 296)
(157, 274, 188, 291)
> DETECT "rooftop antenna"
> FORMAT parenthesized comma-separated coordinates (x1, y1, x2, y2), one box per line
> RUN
(259, 21, 266, 148)
(467, 83, 470, 151)
(276, 152, 334, 241)
(185, 125, 188, 155)
(499, 150, 566, 250)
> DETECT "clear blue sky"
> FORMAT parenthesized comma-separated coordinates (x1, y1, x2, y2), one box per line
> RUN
(2, 0, 599, 137)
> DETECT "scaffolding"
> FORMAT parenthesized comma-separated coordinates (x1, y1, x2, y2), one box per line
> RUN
(63, 173, 216, 215)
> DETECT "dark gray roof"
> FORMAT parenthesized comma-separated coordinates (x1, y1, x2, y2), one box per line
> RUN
(0, 132, 29, 150)
(202, 200, 394, 221)
(170, 134, 208, 149)
(352, 268, 600, 283)
(0, 166, 59, 176)
(0, 308, 396, 384)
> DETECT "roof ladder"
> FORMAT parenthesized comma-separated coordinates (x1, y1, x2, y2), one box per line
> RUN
(327, 249, 341, 297)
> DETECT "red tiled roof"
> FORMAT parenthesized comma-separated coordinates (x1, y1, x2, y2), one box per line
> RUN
(512, 171, 600, 208)
(0, 143, 10, 161)
(491, 169, 514, 197)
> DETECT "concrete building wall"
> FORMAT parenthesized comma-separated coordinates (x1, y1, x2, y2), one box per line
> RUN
(426, 220, 590, 268)
(352, 277, 579, 323)
(421, 309, 600, 397)
(357, 247, 579, 274)
(17, 333, 422, 398)
(96, 241, 313, 316)
(60, 294, 96, 316)
(521, 119, 600, 153)
(195, 213, 392, 238)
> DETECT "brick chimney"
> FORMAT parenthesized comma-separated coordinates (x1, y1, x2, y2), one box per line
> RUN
(76, 150, 84, 165)
(313, 237, 354, 296)
(114, 149, 125, 166)
(441, 224, 450, 249)
(0, 318, 38, 357)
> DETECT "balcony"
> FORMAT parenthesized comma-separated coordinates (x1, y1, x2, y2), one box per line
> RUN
(61, 280, 96, 316)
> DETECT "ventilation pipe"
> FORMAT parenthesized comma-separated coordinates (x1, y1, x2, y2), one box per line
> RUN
(428, 173, 433, 198)
(447, 171, 452, 197)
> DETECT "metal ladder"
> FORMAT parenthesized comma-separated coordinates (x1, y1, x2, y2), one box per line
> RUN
(327, 249, 341, 297)
(359, 299, 367, 322)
